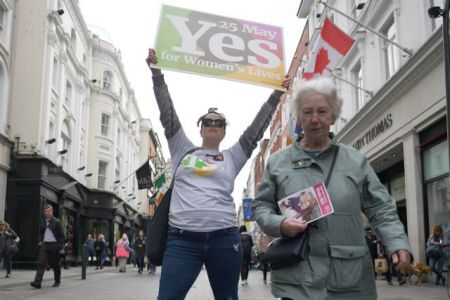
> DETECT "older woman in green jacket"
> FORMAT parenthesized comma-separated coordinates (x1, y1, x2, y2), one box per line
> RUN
(252, 78, 411, 300)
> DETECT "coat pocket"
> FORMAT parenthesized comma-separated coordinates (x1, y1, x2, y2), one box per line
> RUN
(328, 245, 367, 291)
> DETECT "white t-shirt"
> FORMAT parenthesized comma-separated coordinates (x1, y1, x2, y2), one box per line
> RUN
(168, 129, 248, 232)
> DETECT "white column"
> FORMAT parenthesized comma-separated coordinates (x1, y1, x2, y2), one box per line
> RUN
(403, 130, 426, 262)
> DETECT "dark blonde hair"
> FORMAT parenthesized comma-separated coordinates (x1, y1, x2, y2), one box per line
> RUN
(432, 224, 444, 239)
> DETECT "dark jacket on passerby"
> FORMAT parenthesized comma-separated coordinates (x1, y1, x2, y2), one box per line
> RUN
(0, 228, 18, 256)
(39, 217, 65, 248)
(133, 237, 145, 258)
(94, 240, 106, 256)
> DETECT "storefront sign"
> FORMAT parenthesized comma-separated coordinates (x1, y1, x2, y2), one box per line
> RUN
(352, 113, 393, 150)
(153, 5, 285, 90)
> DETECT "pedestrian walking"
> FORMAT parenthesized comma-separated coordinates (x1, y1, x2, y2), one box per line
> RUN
(378, 240, 406, 286)
(116, 234, 131, 272)
(0, 221, 19, 278)
(145, 48, 290, 300)
(30, 204, 65, 289)
(94, 234, 106, 270)
(133, 230, 146, 274)
(256, 232, 272, 285)
(427, 224, 446, 285)
(239, 225, 253, 286)
(252, 78, 412, 299)
(85, 234, 95, 266)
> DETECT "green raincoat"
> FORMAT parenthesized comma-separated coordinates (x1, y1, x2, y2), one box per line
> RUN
(253, 139, 411, 300)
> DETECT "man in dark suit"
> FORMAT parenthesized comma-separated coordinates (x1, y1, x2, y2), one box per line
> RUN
(30, 204, 65, 289)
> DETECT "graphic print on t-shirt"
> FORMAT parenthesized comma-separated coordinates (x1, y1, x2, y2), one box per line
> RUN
(182, 154, 223, 176)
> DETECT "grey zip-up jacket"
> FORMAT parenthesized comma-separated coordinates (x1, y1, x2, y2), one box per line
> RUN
(253, 139, 411, 300)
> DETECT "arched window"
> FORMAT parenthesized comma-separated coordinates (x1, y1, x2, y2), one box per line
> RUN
(102, 70, 112, 91)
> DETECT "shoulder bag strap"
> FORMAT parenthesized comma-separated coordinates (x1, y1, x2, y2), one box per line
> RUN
(324, 146, 339, 188)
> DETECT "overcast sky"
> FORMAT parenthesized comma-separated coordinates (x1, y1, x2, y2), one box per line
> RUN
(79, 0, 306, 207)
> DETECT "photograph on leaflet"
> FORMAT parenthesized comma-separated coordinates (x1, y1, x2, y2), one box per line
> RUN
(278, 182, 334, 223)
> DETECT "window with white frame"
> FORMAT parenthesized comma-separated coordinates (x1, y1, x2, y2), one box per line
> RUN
(430, 0, 444, 31)
(352, 61, 365, 111)
(115, 157, 120, 183)
(70, 28, 77, 52)
(117, 127, 121, 148)
(48, 121, 56, 158)
(60, 121, 71, 169)
(102, 70, 112, 91)
(382, 15, 400, 79)
(98, 161, 108, 189)
(65, 80, 72, 106)
(52, 57, 59, 88)
(100, 113, 110, 137)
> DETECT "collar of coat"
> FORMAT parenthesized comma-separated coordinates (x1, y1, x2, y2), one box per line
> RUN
(291, 133, 339, 168)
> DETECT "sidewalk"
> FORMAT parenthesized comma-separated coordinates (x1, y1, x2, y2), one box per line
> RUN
(0, 264, 114, 289)
(0, 265, 449, 299)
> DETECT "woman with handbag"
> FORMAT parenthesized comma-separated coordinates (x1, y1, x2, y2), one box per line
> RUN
(115, 234, 131, 273)
(0, 221, 18, 278)
(252, 78, 412, 299)
(146, 49, 290, 300)
(426, 224, 446, 285)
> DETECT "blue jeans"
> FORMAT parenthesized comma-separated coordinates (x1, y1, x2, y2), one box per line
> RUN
(0, 254, 11, 274)
(429, 255, 446, 283)
(158, 226, 242, 300)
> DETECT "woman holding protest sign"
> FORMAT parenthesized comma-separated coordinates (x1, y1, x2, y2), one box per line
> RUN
(252, 77, 412, 299)
(146, 48, 289, 300)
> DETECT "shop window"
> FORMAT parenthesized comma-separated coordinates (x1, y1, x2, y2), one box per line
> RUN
(423, 140, 449, 180)
(426, 177, 450, 241)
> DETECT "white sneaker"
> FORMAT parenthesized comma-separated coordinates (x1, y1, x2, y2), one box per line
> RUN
(240, 280, 248, 285)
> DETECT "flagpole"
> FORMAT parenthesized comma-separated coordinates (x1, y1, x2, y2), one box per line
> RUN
(318, 0, 413, 57)
(331, 73, 373, 96)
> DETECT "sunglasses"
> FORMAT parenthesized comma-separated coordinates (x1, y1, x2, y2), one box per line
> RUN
(202, 118, 226, 128)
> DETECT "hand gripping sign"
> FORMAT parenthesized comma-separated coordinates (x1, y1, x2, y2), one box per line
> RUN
(153, 5, 285, 90)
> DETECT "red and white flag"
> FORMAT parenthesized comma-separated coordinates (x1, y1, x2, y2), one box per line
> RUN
(303, 17, 355, 79)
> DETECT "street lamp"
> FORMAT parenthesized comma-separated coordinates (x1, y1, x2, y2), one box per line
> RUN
(428, 1, 450, 169)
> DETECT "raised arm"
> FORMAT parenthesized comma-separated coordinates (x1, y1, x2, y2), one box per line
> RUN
(239, 75, 291, 157)
(146, 49, 182, 139)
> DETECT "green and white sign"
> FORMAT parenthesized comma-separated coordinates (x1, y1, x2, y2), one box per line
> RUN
(153, 5, 285, 90)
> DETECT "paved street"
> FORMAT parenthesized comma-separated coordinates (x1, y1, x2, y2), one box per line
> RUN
(0, 265, 449, 299)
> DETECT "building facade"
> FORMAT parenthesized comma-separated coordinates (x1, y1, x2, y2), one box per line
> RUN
(4, 0, 160, 265)
(0, 0, 15, 220)
(290, 0, 447, 262)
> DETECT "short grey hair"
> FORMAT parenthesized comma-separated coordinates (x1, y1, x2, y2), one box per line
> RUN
(291, 77, 343, 120)
(43, 204, 53, 211)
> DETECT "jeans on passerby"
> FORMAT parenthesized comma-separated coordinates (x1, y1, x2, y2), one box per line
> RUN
(158, 226, 242, 300)
(429, 255, 446, 285)
(136, 255, 145, 273)
(0, 253, 12, 275)
(383, 256, 405, 285)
